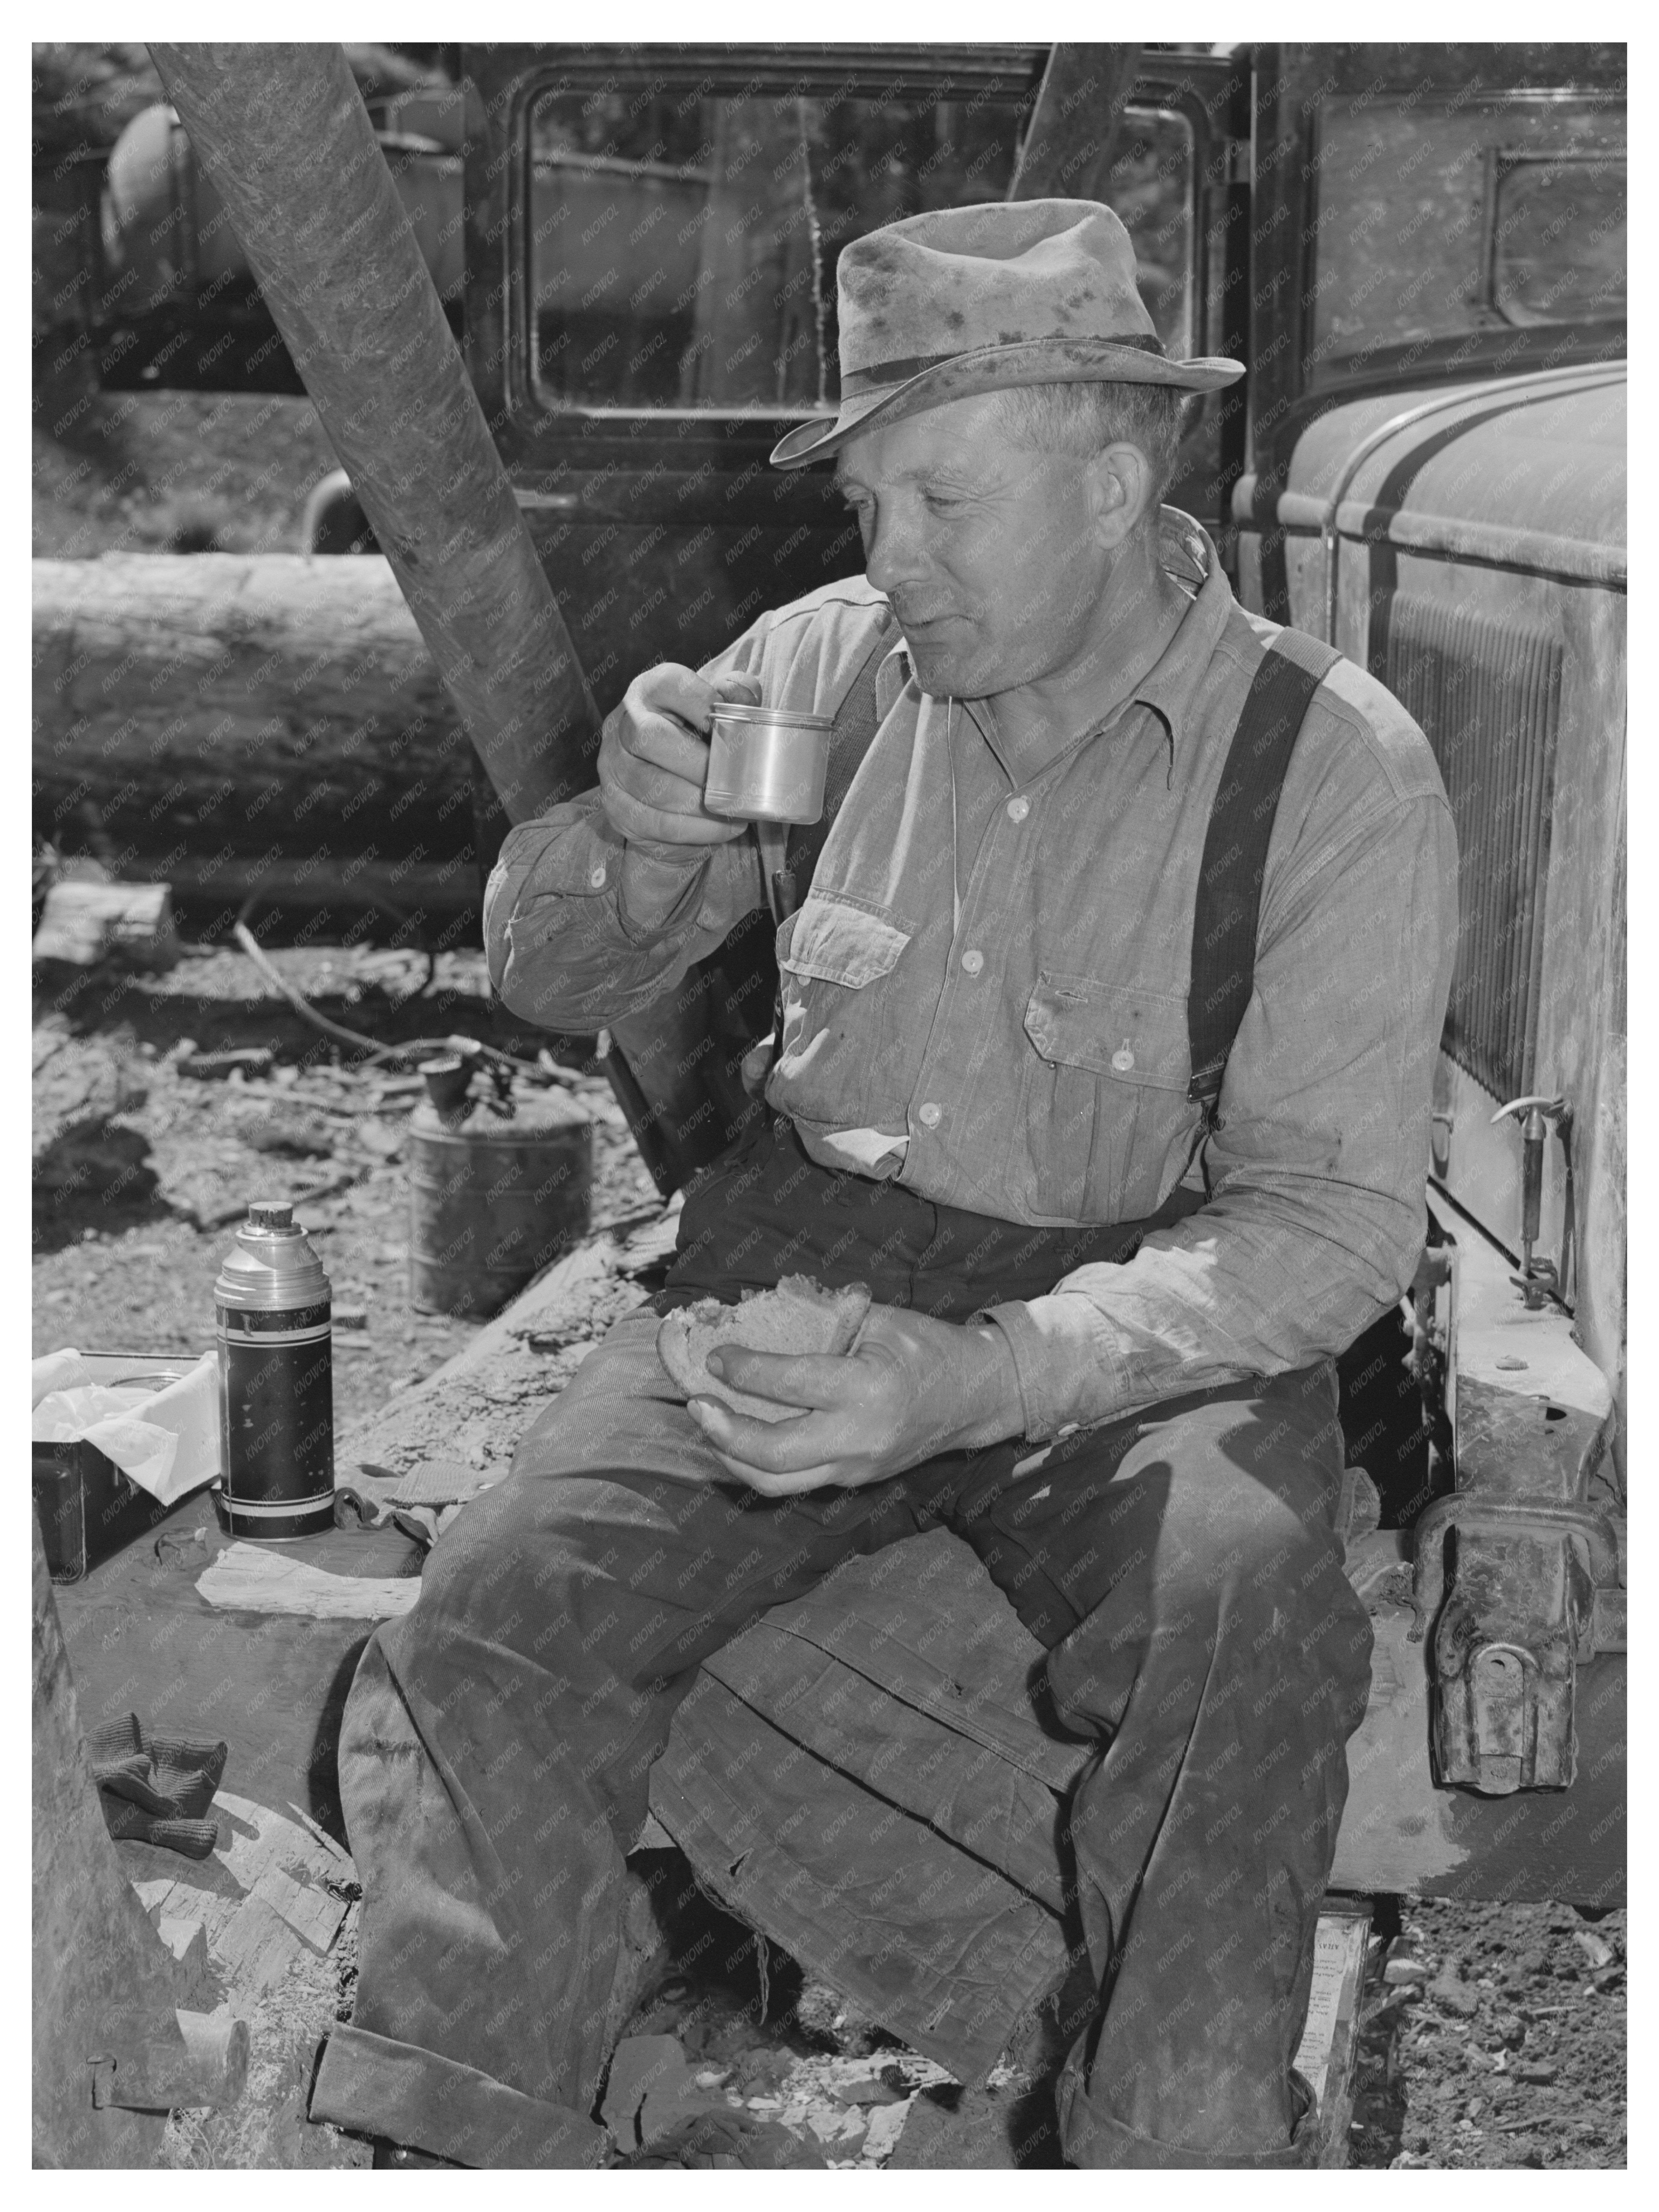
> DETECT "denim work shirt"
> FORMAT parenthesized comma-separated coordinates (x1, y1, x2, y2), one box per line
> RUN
(485, 512, 1459, 1442)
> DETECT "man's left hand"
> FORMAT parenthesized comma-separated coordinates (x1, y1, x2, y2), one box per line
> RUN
(687, 1306, 1024, 1495)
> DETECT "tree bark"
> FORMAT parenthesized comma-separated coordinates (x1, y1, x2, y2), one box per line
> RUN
(1008, 45, 1141, 202)
(146, 42, 601, 823)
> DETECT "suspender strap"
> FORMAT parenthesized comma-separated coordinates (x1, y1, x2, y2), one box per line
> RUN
(762, 608, 1336, 1123)
(1187, 631, 1341, 1115)
(772, 609, 900, 918)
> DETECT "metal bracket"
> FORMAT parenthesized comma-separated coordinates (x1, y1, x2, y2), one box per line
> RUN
(1490, 1094, 1575, 1308)
(1411, 1496, 1623, 1794)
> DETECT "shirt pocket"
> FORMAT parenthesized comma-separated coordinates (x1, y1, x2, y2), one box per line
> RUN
(1018, 974, 1203, 1222)
(775, 894, 913, 1125)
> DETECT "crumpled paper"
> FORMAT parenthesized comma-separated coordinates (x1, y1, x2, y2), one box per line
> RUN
(31, 1348, 220, 1506)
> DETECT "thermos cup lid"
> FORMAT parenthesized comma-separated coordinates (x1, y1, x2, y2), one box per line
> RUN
(215, 1198, 330, 1311)
(704, 702, 834, 824)
(709, 703, 832, 731)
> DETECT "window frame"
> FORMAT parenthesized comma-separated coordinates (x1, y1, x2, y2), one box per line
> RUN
(1480, 143, 1627, 330)
(464, 44, 1232, 497)
(1297, 83, 1627, 393)
(520, 84, 1202, 426)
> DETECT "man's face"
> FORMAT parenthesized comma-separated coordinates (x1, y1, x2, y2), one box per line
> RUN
(834, 390, 1116, 703)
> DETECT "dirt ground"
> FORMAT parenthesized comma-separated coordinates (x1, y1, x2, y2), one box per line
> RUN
(31, 937, 1626, 2168)
(1351, 1899, 1626, 2169)
(31, 940, 658, 1404)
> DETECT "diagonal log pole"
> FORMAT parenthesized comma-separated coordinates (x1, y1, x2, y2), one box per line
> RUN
(147, 43, 600, 825)
(1008, 44, 1141, 202)
(148, 45, 711, 1193)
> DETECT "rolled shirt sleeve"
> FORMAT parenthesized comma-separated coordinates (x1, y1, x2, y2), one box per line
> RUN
(482, 632, 768, 1032)
(981, 782, 1460, 1440)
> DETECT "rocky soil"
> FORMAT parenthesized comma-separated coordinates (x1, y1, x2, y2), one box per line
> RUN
(31, 942, 657, 1411)
(1352, 1900, 1626, 2168)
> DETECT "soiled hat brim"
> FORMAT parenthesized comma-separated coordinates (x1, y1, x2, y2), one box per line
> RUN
(770, 334, 1244, 470)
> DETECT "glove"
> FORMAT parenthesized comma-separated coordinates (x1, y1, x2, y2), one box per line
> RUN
(87, 1711, 227, 1859)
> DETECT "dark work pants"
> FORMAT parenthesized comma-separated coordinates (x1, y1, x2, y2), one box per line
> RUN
(312, 1119, 1374, 2168)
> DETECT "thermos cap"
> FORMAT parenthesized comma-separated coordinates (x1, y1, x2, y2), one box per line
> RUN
(215, 1199, 330, 1312)
(705, 702, 834, 823)
(708, 703, 833, 732)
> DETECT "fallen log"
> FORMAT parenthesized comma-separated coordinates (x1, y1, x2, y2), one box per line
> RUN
(33, 553, 478, 881)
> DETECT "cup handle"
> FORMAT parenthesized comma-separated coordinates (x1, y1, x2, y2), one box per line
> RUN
(757, 820, 793, 923)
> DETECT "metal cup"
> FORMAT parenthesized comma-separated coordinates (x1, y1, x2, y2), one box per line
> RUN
(703, 702, 834, 824)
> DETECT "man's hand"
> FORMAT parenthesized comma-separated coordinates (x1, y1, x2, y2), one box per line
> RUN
(598, 664, 761, 851)
(687, 1307, 1025, 1496)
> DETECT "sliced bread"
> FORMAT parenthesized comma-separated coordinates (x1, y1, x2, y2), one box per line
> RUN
(656, 1274, 872, 1423)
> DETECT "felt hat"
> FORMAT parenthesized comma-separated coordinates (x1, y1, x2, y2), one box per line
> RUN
(770, 197, 1243, 470)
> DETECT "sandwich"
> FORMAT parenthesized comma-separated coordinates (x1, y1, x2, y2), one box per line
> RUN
(656, 1275, 872, 1423)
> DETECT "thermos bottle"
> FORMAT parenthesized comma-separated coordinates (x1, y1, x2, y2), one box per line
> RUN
(214, 1198, 335, 1538)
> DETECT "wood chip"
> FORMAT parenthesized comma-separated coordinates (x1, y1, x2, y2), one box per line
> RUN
(197, 1541, 420, 1620)
(122, 1790, 352, 1993)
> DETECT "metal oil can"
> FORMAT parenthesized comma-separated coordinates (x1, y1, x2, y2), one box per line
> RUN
(214, 1199, 334, 1538)
(409, 1058, 593, 1318)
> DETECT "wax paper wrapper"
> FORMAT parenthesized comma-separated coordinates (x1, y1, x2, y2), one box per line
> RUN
(31, 1348, 220, 1506)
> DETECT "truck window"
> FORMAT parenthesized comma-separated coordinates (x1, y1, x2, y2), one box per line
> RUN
(526, 79, 1195, 416)
(1307, 92, 1625, 371)
(1487, 149, 1626, 326)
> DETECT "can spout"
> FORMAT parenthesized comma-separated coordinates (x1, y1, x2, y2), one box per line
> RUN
(420, 1054, 475, 1119)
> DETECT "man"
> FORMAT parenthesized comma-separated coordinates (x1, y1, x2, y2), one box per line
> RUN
(311, 199, 1457, 2169)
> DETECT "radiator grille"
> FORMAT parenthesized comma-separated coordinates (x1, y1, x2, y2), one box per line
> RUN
(1384, 595, 1563, 1102)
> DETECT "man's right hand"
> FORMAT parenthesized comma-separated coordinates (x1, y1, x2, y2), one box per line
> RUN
(597, 664, 762, 852)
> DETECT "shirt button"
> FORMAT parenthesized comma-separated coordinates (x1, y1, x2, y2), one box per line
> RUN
(961, 949, 984, 976)
(919, 1102, 942, 1128)
(1006, 796, 1030, 823)
(588, 862, 607, 889)
(1111, 1043, 1136, 1073)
